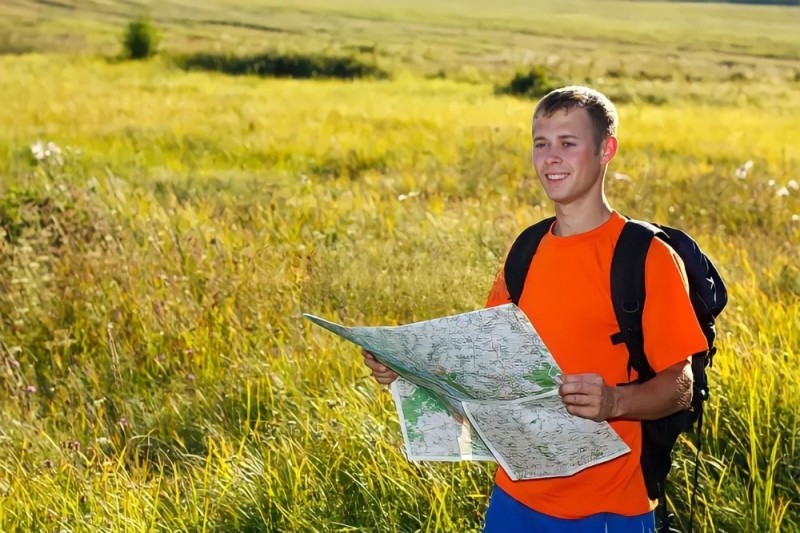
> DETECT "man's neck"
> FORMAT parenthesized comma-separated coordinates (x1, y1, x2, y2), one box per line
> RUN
(552, 201, 613, 237)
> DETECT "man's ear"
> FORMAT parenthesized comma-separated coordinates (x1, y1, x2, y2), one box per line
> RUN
(601, 136, 618, 164)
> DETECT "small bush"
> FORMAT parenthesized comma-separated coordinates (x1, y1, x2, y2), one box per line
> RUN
(178, 51, 390, 80)
(0, 34, 34, 56)
(122, 16, 159, 60)
(495, 65, 562, 99)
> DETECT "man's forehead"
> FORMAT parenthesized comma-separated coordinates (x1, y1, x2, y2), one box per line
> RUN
(533, 108, 592, 135)
(534, 107, 589, 123)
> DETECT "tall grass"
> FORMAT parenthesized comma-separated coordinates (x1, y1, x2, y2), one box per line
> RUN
(0, 40, 799, 533)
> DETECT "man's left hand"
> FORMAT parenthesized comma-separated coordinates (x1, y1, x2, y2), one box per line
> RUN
(558, 373, 620, 422)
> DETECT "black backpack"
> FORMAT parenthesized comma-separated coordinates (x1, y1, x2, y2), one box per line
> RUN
(503, 216, 727, 532)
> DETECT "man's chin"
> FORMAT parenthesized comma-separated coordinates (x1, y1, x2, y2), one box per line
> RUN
(543, 191, 569, 204)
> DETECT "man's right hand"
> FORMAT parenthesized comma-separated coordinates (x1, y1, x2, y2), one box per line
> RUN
(362, 349, 398, 385)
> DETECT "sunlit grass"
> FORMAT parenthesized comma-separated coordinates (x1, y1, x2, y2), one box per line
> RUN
(0, 7, 799, 531)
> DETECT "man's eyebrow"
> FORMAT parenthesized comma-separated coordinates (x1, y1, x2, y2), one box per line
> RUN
(533, 134, 579, 141)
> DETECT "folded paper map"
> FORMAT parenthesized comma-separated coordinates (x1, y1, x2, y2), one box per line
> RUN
(303, 304, 629, 480)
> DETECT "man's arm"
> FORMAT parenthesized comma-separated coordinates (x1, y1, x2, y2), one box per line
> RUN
(558, 359, 693, 422)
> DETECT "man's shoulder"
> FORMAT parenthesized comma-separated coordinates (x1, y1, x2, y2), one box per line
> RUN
(645, 235, 690, 289)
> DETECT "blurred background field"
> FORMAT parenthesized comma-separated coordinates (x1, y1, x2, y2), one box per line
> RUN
(0, 0, 799, 531)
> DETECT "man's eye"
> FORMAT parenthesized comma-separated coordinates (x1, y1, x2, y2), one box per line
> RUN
(563, 142, 576, 147)
(534, 143, 546, 149)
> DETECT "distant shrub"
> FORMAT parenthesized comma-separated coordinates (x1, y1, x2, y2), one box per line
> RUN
(495, 66, 562, 99)
(598, 86, 670, 106)
(123, 16, 159, 60)
(178, 51, 390, 80)
(635, 70, 674, 82)
(0, 34, 34, 56)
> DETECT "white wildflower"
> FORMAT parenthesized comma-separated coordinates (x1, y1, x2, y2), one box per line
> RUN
(776, 187, 790, 197)
(735, 160, 753, 179)
(788, 180, 799, 191)
(792, 214, 799, 222)
(30, 140, 47, 161)
(47, 141, 62, 157)
(398, 191, 419, 201)
(30, 140, 64, 165)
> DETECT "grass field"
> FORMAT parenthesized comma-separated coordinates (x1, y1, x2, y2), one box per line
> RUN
(0, 0, 799, 531)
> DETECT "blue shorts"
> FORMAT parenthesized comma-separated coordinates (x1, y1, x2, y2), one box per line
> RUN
(483, 485, 655, 533)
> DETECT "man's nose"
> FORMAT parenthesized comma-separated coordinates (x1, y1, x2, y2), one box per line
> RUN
(545, 150, 562, 165)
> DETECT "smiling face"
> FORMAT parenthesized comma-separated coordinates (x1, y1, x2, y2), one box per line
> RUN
(532, 107, 617, 211)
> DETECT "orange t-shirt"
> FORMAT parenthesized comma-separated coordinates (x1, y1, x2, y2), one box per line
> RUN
(485, 211, 708, 518)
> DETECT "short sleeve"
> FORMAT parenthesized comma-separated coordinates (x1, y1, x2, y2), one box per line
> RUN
(642, 239, 709, 373)
(485, 267, 512, 308)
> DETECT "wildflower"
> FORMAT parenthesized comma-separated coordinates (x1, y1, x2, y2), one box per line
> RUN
(792, 214, 799, 222)
(776, 187, 790, 197)
(30, 140, 47, 162)
(47, 141, 62, 161)
(30, 140, 64, 165)
(735, 160, 753, 179)
(788, 180, 799, 191)
(398, 191, 419, 202)
(25, 385, 37, 394)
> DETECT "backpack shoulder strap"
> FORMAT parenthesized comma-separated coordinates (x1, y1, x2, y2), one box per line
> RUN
(610, 218, 666, 382)
(504, 217, 556, 305)
(656, 225, 728, 323)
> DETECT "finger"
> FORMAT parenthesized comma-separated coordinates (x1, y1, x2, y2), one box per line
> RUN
(560, 394, 596, 407)
(373, 371, 398, 385)
(372, 369, 397, 379)
(559, 381, 602, 396)
(364, 358, 388, 372)
(362, 350, 389, 372)
(561, 373, 603, 384)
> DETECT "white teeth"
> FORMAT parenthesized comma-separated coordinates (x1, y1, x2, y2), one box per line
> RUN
(547, 173, 568, 181)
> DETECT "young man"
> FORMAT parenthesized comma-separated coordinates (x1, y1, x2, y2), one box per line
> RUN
(363, 86, 708, 532)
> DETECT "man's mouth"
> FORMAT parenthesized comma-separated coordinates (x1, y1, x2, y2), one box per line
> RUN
(546, 173, 569, 181)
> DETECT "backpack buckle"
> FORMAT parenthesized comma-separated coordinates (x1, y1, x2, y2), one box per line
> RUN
(610, 331, 627, 345)
(708, 345, 717, 366)
(622, 300, 640, 313)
